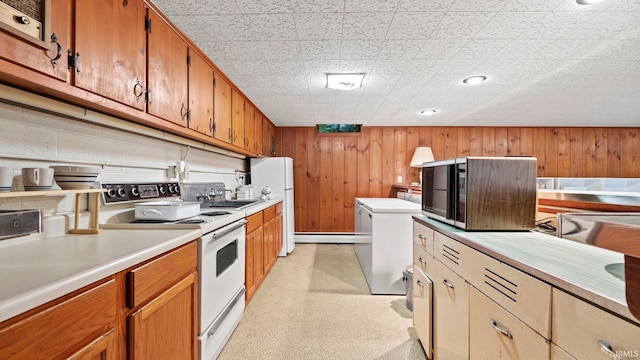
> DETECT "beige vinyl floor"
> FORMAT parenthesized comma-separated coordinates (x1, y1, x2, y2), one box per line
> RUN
(218, 243, 428, 360)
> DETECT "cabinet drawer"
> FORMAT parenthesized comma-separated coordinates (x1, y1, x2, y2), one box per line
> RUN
(470, 287, 549, 360)
(413, 243, 432, 275)
(466, 249, 551, 338)
(433, 231, 474, 280)
(275, 202, 283, 214)
(263, 205, 275, 221)
(413, 221, 434, 256)
(128, 241, 197, 308)
(552, 288, 640, 360)
(247, 211, 263, 233)
(0, 279, 116, 359)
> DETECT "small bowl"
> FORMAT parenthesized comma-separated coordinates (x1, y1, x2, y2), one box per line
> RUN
(51, 166, 100, 190)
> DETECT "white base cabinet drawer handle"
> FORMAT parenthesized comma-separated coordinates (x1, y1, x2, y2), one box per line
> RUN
(598, 340, 621, 359)
(417, 280, 425, 288)
(419, 257, 427, 264)
(443, 279, 455, 289)
(489, 319, 513, 339)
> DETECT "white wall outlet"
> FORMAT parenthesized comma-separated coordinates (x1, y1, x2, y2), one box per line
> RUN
(397, 175, 403, 183)
(183, 166, 190, 179)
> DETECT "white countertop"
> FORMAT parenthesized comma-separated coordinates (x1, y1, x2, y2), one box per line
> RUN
(414, 216, 638, 325)
(356, 198, 422, 213)
(242, 198, 283, 216)
(0, 228, 201, 323)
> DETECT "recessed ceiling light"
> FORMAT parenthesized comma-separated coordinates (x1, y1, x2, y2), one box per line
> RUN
(420, 109, 437, 115)
(576, 0, 604, 4)
(327, 73, 365, 91)
(462, 75, 487, 85)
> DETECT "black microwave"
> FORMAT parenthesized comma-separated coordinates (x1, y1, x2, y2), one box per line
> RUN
(422, 156, 538, 231)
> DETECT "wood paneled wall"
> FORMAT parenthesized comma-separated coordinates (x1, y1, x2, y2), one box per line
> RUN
(275, 127, 640, 233)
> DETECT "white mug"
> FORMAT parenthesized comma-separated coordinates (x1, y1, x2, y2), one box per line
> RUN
(0, 166, 13, 192)
(22, 167, 54, 191)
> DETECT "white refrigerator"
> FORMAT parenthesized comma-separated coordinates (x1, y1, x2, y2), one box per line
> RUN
(250, 157, 295, 256)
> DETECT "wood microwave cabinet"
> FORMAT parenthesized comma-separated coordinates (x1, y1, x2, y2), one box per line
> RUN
(245, 202, 283, 303)
(0, 241, 198, 359)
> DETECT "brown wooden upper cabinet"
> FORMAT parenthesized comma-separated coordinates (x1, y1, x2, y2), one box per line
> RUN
(188, 50, 214, 137)
(146, 9, 188, 127)
(74, 0, 147, 111)
(255, 112, 264, 156)
(213, 71, 232, 143)
(231, 88, 245, 149)
(263, 118, 276, 156)
(245, 102, 256, 152)
(0, 0, 71, 82)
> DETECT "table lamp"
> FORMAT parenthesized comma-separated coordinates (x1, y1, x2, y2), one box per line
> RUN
(409, 147, 435, 184)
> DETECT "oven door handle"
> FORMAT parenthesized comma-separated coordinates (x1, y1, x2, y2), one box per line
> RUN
(208, 219, 247, 244)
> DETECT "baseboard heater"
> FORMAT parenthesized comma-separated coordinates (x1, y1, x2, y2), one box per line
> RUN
(295, 232, 355, 244)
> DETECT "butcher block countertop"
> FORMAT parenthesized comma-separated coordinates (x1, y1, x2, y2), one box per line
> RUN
(0, 228, 201, 323)
(414, 215, 638, 325)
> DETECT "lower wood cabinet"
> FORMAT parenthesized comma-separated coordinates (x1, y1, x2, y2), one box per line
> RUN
(413, 266, 434, 359)
(245, 203, 283, 303)
(129, 273, 198, 360)
(0, 279, 117, 359)
(0, 240, 198, 359)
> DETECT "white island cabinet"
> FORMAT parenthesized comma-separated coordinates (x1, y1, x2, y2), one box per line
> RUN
(354, 198, 422, 294)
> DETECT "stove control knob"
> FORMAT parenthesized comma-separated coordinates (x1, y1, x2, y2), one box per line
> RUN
(169, 185, 178, 194)
(131, 187, 139, 197)
(117, 188, 126, 197)
(106, 188, 117, 198)
(158, 185, 166, 195)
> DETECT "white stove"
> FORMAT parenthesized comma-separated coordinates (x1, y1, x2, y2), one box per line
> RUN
(100, 181, 247, 360)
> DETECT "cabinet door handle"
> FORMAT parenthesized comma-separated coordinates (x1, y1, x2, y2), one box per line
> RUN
(418, 257, 427, 264)
(598, 340, 617, 358)
(180, 103, 187, 120)
(416, 280, 424, 288)
(490, 319, 513, 339)
(50, 33, 62, 68)
(133, 79, 144, 99)
(418, 234, 426, 239)
(442, 279, 454, 289)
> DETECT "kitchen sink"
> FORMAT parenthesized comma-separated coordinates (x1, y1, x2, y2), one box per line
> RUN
(202, 199, 264, 209)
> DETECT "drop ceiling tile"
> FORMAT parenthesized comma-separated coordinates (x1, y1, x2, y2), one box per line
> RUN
(232, 60, 274, 75)
(154, 0, 242, 15)
(396, 73, 435, 86)
(431, 12, 497, 39)
(342, 12, 394, 40)
(236, 0, 292, 14)
(455, 39, 511, 59)
(377, 40, 425, 59)
(340, 40, 384, 60)
(523, 11, 594, 40)
(405, 58, 450, 73)
(294, 13, 344, 40)
(571, 13, 640, 40)
(492, 39, 548, 59)
(397, 0, 456, 11)
(448, 0, 511, 12)
(299, 41, 342, 59)
(532, 39, 599, 60)
(501, 0, 565, 12)
(193, 14, 254, 41)
(371, 59, 415, 74)
(386, 12, 445, 40)
(244, 14, 297, 40)
(276, 75, 310, 87)
(259, 41, 302, 60)
(291, 0, 346, 13)
(474, 12, 547, 39)
(588, 39, 640, 60)
(202, 41, 264, 60)
(414, 39, 468, 59)
(345, 0, 401, 12)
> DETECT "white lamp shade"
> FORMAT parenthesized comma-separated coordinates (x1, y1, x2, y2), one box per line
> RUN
(410, 147, 435, 168)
